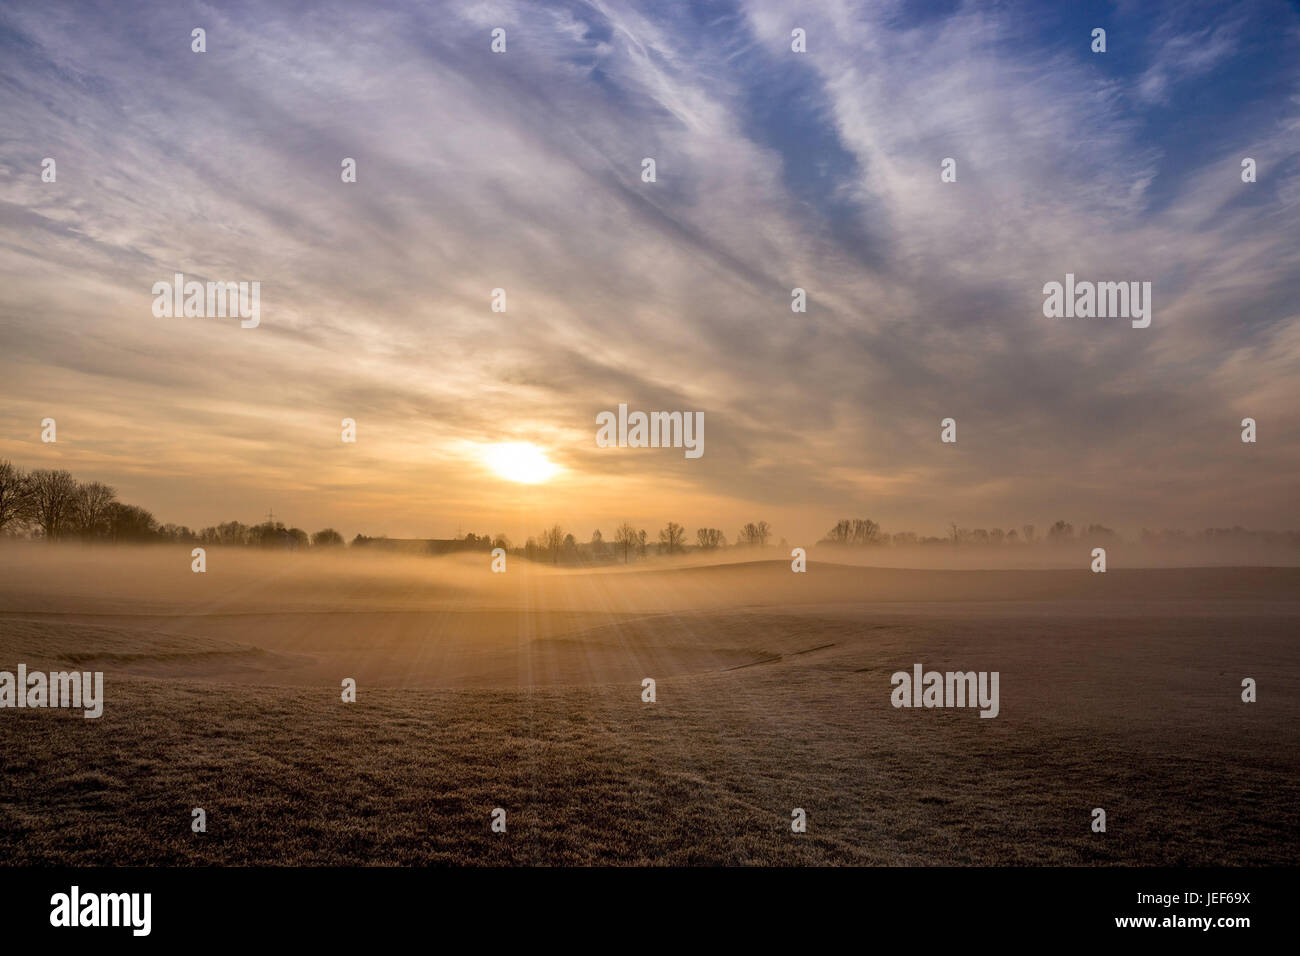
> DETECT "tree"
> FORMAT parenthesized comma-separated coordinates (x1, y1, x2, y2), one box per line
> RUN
(214, 521, 251, 546)
(541, 524, 564, 563)
(251, 521, 288, 547)
(658, 521, 685, 554)
(590, 529, 606, 557)
(27, 469, 78, 539)
(637, 529, 647, 557)
(821, 519, 881, 546)
(1084, 523, 1117, 541)
(106, 502, 158, 541)
(696, 527, 724, 550)
(1022, 524, 1036, 544)
(0, 460, 32, 534)
(613, 523, 637, 563)
(1047, 520, 1074, 542)
(71, 481, 117, 538)
(740, 521, 771, 547)
(312, 528, 345, 547)
(159, 523, 196, 542)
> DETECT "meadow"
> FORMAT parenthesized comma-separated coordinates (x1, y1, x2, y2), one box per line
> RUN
(0, 545, 1295, 865)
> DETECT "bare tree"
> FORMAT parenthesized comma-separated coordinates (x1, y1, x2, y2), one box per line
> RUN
(740, 521, 772, 547)
(71, 481, 117, 538)
(696, 527, 724, 550)
(658, 521, 685, 554)
(1047, 520, 1074, 542)
(0, 460, 32, 534)
(27, 469, 78, 540)
(613, 522, 637, 563)
(107, 502, 158, 541)
(821, 518, 881, 546)
(542, 524, 564, 563)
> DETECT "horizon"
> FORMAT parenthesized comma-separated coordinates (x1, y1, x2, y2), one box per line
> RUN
(6, 452, 1300, 553)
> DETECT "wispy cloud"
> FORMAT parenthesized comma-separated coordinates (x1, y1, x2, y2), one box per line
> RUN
(1, 0, 1297, 540)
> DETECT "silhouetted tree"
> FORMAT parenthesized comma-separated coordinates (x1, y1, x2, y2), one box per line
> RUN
(106, 502, 158, 541)
(696, 527, 725, 550)
(312, 528, 344, 547)
(1084, 523, 1117, 541)
(658, 521, 685, 554)
(0, 460, 31, 534)
(27, 469, 78, 539)
(1047, 520, 1074, 542)
(821, 519, 881, 546)
(542, 524, 564, 563)
(72, 481, 117, 538)
(614, 523, 637, 563)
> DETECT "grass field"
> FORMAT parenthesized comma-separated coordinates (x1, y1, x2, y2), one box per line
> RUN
(1, 546, 1296, 865)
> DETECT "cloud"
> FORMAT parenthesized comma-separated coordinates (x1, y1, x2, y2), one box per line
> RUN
(0, 0, 1297, 540)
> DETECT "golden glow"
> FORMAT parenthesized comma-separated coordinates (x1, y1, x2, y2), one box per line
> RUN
(484, 442, 560, 484)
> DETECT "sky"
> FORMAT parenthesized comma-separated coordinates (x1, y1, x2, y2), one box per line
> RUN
(1, 0, 1298, 545)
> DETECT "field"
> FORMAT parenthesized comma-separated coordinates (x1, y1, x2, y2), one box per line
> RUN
(0, 545, 1296, 865)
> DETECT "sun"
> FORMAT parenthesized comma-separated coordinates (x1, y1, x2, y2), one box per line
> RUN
(484, 442, 560, 484)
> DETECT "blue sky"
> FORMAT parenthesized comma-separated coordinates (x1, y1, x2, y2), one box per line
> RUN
(1, 0, 1297, 541)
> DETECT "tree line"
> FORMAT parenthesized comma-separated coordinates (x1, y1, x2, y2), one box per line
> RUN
(820, 518, 1119, 547)
(0, 460, 344, 548)
(7, 459, 1293, 556)
(819, 518, 1300, 549)
(522, 520, 777, 564)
